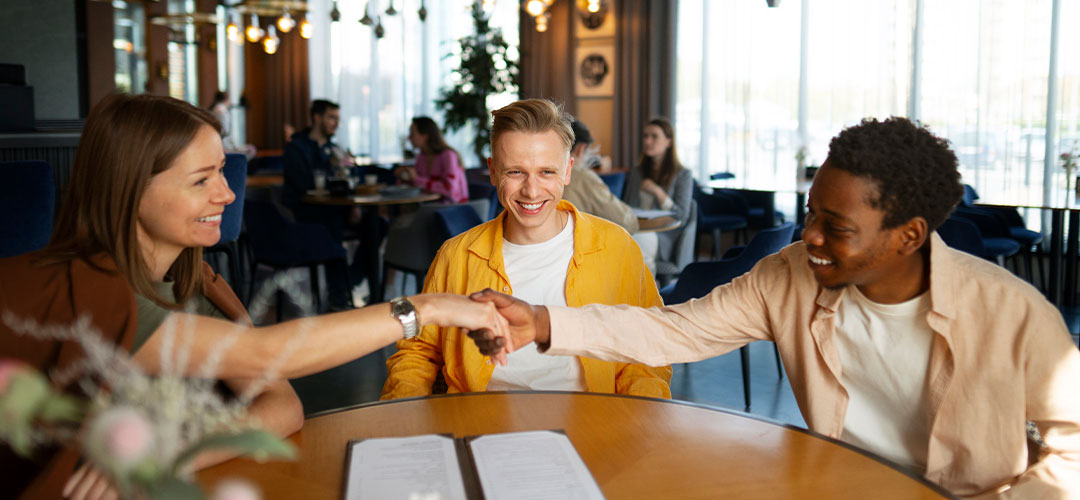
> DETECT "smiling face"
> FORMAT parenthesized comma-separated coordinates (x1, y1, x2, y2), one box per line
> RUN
(642, 124, 671, 161)
(802, 162, 925, 300)
(137, 125, 234, 273)
(488, 130, 573, 245)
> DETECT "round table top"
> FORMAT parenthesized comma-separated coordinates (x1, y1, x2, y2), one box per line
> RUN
(635, 215, 682, 233)
(302, 190, 441, 207)
(197, 392, 953, 499)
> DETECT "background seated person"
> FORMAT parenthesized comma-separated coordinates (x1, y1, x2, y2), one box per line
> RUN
(282, 99, 366, 309)
(562, 119, 639, 233)
(381, 99, 671, 400)
(0, 94, 510, 500)
(469, 117, 1080, 499)
(624, 118, 693, 274)
(395, 117, 469, 203)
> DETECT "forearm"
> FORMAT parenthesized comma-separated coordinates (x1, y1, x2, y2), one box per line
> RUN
(187, 380, 302, 472)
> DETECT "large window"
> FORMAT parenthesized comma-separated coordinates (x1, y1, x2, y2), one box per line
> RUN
(677, 0, 1080, 221)
(308, 0, 518, 166)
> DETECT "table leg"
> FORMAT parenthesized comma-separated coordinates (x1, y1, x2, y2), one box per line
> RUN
(796, 192, 806, 226)
(1049, 209, 1064, 306)
(360, 207, 386, 304)
(1067, 210, 1079, 306)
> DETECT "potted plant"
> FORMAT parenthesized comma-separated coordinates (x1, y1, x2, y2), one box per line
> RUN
(435, 1, 519, 167)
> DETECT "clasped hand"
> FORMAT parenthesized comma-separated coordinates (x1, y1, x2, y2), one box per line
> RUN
(466, 289, 547, 364)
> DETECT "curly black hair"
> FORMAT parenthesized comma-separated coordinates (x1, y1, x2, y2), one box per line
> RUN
(826, 116, 963, 232)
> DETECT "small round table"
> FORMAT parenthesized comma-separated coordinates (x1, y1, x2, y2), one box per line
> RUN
(197, 392, 954, 499)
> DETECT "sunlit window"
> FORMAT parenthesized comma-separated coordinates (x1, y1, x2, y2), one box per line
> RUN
(310, 0, 518, 165)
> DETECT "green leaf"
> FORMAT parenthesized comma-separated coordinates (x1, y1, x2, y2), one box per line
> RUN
(0, 371, 51, 426)
(172, 430, 296, 474)
(37, 393, 87, 423)
(145, 477, 204, 500)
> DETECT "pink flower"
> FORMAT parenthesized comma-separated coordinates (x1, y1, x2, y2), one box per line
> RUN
(211, 479, 262, 500)
(0, 359, 32, 396)
(85, 407, 155, 471)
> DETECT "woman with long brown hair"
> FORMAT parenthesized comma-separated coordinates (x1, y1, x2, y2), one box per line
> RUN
(0, 94, 508, 500)
(396, 116, 469, 203)
(623, 117, 694, 273)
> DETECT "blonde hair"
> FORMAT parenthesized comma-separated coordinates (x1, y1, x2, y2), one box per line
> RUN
(490, 99, 574, 154)
(43, 93, 221, 307)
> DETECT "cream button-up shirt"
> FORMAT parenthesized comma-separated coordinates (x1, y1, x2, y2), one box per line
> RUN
(546, 234, 1080, 499)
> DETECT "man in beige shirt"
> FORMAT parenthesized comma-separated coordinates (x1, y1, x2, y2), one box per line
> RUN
(561, 119, 639, 233)
(468, 117, 1080, 499)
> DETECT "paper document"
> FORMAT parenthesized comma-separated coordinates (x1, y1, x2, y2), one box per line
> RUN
(345, 434, 468, 500)
(469, 431, 605, 500)
(343, 430, 604, 500)
(632, 208, 676, 219)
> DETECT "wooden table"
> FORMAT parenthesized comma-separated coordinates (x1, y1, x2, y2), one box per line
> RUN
(303, 189, 441, 304)
(302, 190, 440, 207)
(635, 215, 681, 233)
(246, 174, 284, 189)
(198, 392, 955, 499)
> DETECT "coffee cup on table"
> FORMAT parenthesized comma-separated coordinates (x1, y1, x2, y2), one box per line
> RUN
(364, 174, 378, 186)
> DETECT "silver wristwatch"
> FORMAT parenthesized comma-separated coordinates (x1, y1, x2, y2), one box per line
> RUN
(390, 297, 420, 339)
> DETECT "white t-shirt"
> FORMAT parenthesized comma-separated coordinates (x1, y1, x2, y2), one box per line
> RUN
(834, 285, 934, 472)
(487, 216, 586, 391)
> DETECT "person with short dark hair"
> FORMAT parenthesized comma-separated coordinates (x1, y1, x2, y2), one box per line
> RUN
(282, 99, 361, 309)
(469, 116, 1080, 498)
(561, 119, 639, 233)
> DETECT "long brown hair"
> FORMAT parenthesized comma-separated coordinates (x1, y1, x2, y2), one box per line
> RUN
(412, 116, 463, 167)
(42, 93, 221, 306)
(639, 117, 681, 189)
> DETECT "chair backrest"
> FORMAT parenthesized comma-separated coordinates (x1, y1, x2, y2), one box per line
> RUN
(740, 222, 796, 261)
(218, 153, 247, 244)
(657, 199, 698, 281)
(468, 181, 501, 220)
(961, 184, 979, 208)
(666, 222, 795, 304)
(598, 171, 626, 198)
(248, 155, 283, 174)
(434, 204, 484, 243)
(0, 160, 55, 258)
(936, 216, 986, 257)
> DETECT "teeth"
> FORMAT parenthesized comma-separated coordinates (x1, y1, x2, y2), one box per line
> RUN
(521, 202, 542, 210)
(196, 215, 221, 223)
(808, 255, 832, 266)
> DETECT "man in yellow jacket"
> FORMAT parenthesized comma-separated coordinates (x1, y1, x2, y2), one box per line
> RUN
(382, 99, 671, 400)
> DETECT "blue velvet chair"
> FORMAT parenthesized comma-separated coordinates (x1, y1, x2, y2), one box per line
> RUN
(937, 215, 1020, 266)
(434, 203, 485, 242)
(960, 184, 1044, 283)
(248, 155, 283, 175)
(660, 223, 796, 411)
(468, 182, 501, 221)
(693, 183, 749, 259)
(0, 161, 54, 258)
(243, 199, 350, 320)
(204, 154, 247, 288)
(598, 171, 626, 198)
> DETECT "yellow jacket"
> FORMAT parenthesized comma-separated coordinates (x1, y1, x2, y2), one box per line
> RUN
(382, 200, 671, 400)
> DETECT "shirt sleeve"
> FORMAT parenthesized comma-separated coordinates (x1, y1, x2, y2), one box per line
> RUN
(545, 254, 784, 366)
(381, 243, 451, 399)
(996, 308, 1080, 498)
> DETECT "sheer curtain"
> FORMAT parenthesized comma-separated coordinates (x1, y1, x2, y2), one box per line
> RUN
(675, 1, 801, 184)
(805, 0, 913, 165)
(920, 0, 1052, 203)
(306, 0, 518, 166)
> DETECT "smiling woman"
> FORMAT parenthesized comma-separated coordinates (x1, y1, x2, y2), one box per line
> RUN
(0, 94, 511, 500)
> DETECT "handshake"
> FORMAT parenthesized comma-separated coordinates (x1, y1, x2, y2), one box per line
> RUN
(421, 289, 550, 366)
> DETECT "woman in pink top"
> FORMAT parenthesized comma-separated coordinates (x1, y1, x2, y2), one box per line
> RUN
(397, 117, 469, 203)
